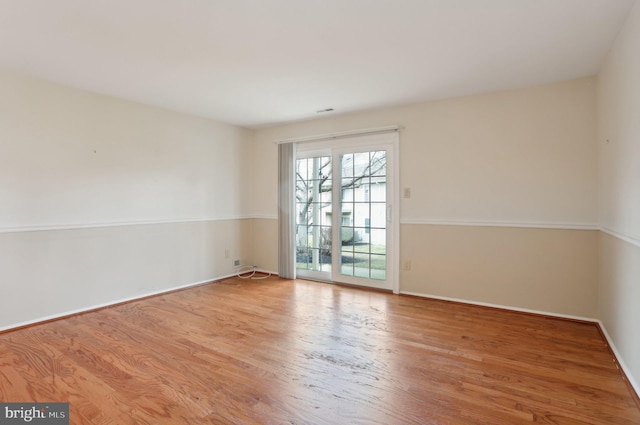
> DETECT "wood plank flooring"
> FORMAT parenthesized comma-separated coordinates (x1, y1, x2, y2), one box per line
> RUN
(1, 276, 639, 424)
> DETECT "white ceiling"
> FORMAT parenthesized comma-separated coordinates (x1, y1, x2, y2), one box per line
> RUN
(0, 0, 635, 128)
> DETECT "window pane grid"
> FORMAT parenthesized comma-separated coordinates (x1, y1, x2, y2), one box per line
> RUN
(339, 151, 387, 281)
(296, 156, 332, 273)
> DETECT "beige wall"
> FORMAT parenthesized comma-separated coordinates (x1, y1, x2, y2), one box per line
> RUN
(251, 218, 278, 274)
(252, 77, 599, 317)
(597, 1, 640, 393)
(0, 70, 253, 329)
(253, 78, 598, 226)
(402, 225, 598, 317)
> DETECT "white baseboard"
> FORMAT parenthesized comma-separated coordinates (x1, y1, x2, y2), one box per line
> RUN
(0, 270, 279, 333)
(0, 274, 236, 333)
(400, 291, 599, 322)
(596, 320, 640, 399)
(399, 290, 639, 400)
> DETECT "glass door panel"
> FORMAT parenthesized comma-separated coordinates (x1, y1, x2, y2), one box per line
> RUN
(296, 156, 332, 277)
(338, 150, 387, 282)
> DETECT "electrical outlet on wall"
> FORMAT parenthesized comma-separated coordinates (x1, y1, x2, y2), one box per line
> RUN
(234, 260, 240, 267)
(403, 260, 411, 271)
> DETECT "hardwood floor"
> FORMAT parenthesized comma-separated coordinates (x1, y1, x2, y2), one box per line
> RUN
(0, 277, 639, 424)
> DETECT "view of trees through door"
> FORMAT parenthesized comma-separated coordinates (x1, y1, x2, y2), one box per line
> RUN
(295, 155, 333, 273)
(295, 150, 387, 282)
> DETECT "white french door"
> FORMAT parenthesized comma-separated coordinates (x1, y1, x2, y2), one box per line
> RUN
(295, 133, 398, 292)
